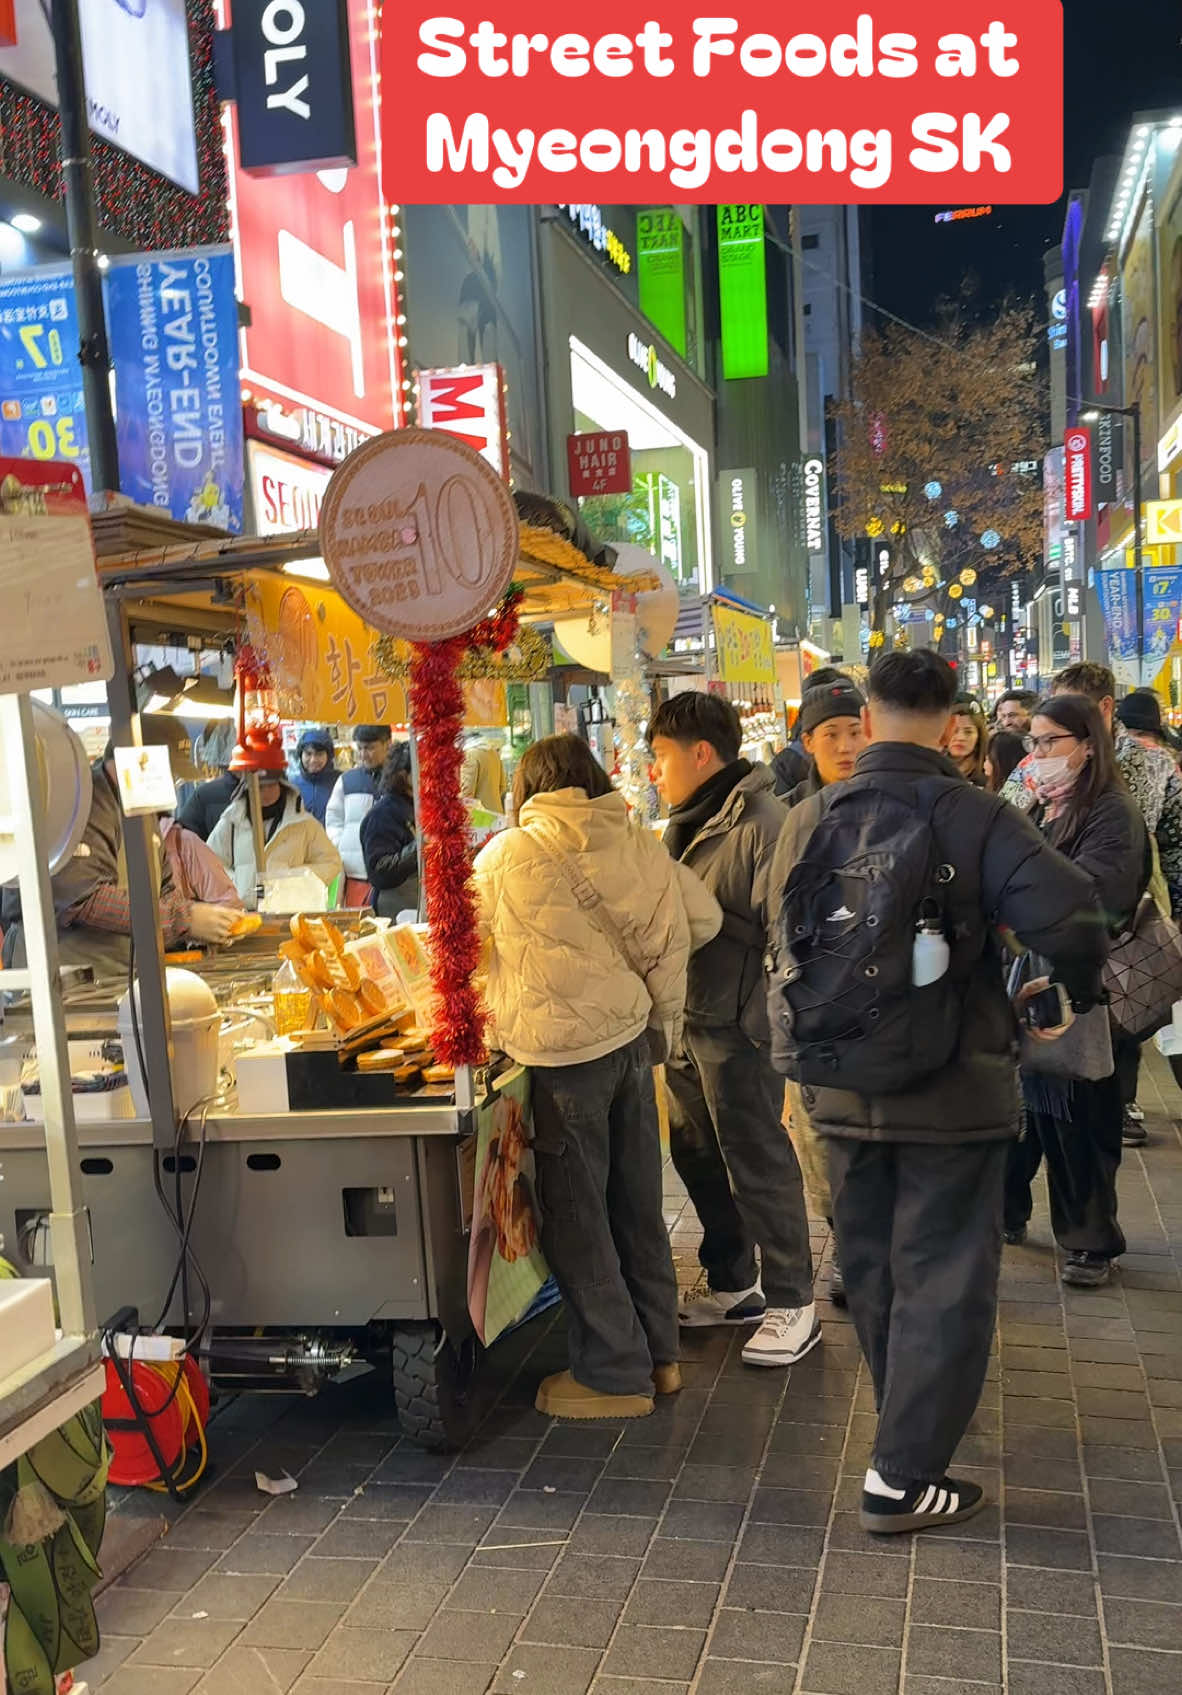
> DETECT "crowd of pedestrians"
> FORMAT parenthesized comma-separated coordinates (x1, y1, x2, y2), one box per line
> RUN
(473, 652, 1180, 1537)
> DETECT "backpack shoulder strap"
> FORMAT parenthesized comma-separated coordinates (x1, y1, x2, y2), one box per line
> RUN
(530, 833, 654, 983)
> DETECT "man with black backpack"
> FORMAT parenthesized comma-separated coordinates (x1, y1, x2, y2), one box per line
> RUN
(767, 651, 1107, 1533)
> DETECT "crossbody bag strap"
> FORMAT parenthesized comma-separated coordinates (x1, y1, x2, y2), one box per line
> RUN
(531, 835, 653, 983)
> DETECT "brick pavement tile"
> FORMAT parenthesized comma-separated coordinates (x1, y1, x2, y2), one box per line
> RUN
(491, 1489, 586, 1531)
(767, 1422, 847, 1457)
(724, 1562, 816, 1613)
(214, 1531, 316, 1575)
(585, 1477, 673, 1518)
(1150, 1379, 1182, 1406)
(672, 1464, 758, 1502)
(1087, 1479, 1174, 1518)
(738, 1523, 826, 1567)
(801, 1639, 901, 1695)
(812, 1592, 906, 1647)
(169, 1573, 278, 1622)
(492, 1643, 601, 1694)
(1005, 1609, 1103, 1665)
(912, 1539, 1002, 1583)
(537, 1426, 621, 1458)
(455, 1436, 539, 1471)
(906, 1626, 1003, 1684)
(1003, 1566, 1097, 1615)
(602, 1446, 686, 1481)
(999, 1323, 1067, 1349)
(1068, 1338, 1144, 1365)
(400, 1504, 500, 1544)
(903, 1679, 1002, 1695)
(520, 1455, 608, 1493)
(522, 1594, 623, 1648)
(696, 1659, 796, 1692)
(1105, 1597, 1182, 1649)
(643, 1538, 733, 1582)
(569, 1514, 660, 1557)
(345, 1580, 451, 1631)
(445, 1565, 546, 1615)
(95, 1671, 202, 1694)
(622, 1578, 720, 1627)
(548, 1552, 642, 1599)
(310, 1517, 404, 1559)
(193, 1644, 310, 1693)
(1071, 1362, 1150, 1391)
(432, 1468, 520, 1506)
(1004, 1488, 1088, 1531)
(379, 1543, 471, 1584)
(708, 1606, 806, 1662)
(1098, 1554, 1182, 1603)
(1079, 1417, 1159, 1448)
(1003, 1526, 1093, 1571)
(749, 1487, 832, 1526)
(278, 1558, 376, 1603)
(1003, 1372, 1075, 1399)
(126, 1547, 220, 1592)
(1092, 1514, 1182, 1557)
(97, 1586, 178, 1637)
(392, 1660, 496, 1695)
(1081, 1444, 1166, 1481)
(600, 1623, 707, 1680)
(1075, 1387, 1155, 1419)
(371, 1449, 455, 1484)
(469, 1526, 568, 1570)
(661, 1500, 747, 1541)
(1109, 1647, 1182, 1695)
(775, 1394, 851, 1427)
(999, 1455, 1082, 1492)
(416, 1608, 520, 1662)
(1001, 1346, 1071, 1372)
(240, 1598, 344, 1650)
(130, 1618, 243, 1669)
(165, 1510, 260, 1550)
(1003, 1396, 1076, 1430)
(818, 1550, 910, 1597)
(591, 1680, 690, 1694)
(909, 1579, 1000, 1630)
(1002, 1425, 1080, 1460)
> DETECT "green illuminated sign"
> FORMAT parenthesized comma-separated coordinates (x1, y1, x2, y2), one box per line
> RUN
(636, 209, 687, 357)
(717, 204, 768, 380)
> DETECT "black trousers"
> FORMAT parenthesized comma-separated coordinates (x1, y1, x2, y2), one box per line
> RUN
(1004, 1073, 1127, 1258)
(665, 1024, 814, 1308)
(1113, 1032, 1141, 1110)
(531, 1035, 679, 1397)
(828, 1137, 1007, 1485)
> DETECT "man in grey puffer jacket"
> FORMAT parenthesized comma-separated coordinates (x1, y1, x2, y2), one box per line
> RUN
(649, 693, 817, 1368)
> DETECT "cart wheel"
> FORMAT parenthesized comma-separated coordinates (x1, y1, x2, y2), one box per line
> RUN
(390, 1324, 481, 1451)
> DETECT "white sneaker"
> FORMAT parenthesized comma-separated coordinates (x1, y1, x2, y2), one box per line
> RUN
(677, 1283, 765, 1328)
(741, 1304, 822, 1367)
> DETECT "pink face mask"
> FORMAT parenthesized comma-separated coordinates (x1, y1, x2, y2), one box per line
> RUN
(1034, 748, 1088, 804)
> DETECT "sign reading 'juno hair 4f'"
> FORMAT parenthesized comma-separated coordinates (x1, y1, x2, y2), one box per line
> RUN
(318, 428, 519, 641)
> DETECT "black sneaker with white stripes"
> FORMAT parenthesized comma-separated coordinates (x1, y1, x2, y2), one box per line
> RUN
(860, 1468, 986, 1534)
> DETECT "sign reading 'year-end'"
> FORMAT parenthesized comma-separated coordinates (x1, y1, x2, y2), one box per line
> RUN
(318, 428, 519, 641)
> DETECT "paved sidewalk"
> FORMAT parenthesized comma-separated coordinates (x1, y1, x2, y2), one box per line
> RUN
(88, 1060, 1182, 1694)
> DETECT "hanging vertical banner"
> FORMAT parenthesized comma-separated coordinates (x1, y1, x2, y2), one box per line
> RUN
(636, 210, 687, 357)
(1064, 425, 1092, 520)
(417, 365, 509, 479)
(0, 265, 90, 489)
(1092, 569, 1139, 661)
(1091, 411, 1123, 504)
(105, 246, 245, 533)
(1143, 567, 1182, 665)
(717, 205, 768, 380)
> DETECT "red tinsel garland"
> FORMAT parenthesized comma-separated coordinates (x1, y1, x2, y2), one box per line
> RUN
(408, 589, 524, 1068)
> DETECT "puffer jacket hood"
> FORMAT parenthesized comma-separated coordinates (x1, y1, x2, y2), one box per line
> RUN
(474, 787, 721, 1068)
(291, 728, 338, 825)
(296, 727, 335, 759)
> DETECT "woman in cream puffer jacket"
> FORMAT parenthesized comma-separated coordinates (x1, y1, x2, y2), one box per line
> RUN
(473, 734, 720, 1423)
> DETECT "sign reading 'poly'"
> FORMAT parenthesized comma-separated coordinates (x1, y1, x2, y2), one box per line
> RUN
(228, 0, 357, 175)
(417, 366, 509, 480)
(567, 431, 632, 498)
(1064, 427, 1092, 521)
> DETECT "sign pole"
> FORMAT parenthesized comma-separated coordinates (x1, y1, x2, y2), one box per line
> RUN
(49, 0, 119, 495)
(1132, 402, 1144, 688)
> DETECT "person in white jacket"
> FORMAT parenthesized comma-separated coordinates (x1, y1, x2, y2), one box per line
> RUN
(208, 777, 343, 909)
(324, 725, 391, 900)
(473, 734, 721, 1423)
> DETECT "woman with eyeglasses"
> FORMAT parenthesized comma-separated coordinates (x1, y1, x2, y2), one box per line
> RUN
(1003, 694, 1147, 1286)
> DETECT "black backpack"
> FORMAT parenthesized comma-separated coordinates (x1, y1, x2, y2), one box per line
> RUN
(768, 775, 967, 1094)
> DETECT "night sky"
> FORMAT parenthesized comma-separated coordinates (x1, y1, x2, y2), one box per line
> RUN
(869, 0, 1182, 323)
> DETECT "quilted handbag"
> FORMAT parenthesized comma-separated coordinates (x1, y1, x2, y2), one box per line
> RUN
(1103, 893, 1182, 1040)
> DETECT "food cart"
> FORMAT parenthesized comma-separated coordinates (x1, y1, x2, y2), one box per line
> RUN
(0, 470, 658, 1451)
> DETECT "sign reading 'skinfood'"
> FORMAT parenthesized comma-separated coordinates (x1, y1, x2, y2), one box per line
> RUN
(228, 0, 358, 175)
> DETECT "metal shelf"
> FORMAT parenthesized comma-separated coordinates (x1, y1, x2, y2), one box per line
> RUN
(0, 1336, 104, 1472)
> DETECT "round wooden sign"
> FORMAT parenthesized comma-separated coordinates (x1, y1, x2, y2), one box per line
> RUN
(318, 428, 519, 642)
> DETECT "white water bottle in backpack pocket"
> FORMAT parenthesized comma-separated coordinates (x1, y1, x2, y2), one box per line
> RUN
(911, 919, 950, 987)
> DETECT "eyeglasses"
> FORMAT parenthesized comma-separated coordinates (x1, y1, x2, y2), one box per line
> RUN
(1023, 732, 1078, 755)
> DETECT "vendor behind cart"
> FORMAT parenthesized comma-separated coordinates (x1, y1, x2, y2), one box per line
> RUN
(208, 774, 342, 909)
(3, 741, 242, 977)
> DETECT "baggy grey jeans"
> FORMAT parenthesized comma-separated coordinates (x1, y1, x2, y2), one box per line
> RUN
(530, 1034, 680, 1397)
(665, 1024, 814, 1309)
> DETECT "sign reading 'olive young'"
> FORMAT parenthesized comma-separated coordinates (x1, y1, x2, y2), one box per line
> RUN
(318, 428, 519, 641)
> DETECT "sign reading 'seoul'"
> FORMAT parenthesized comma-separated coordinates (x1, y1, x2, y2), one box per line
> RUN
(318, 429, 519, 641)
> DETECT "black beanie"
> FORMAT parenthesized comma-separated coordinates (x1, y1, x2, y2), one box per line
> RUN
(1117, 690, 1163, 735)
(799, 682, 865, 737)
